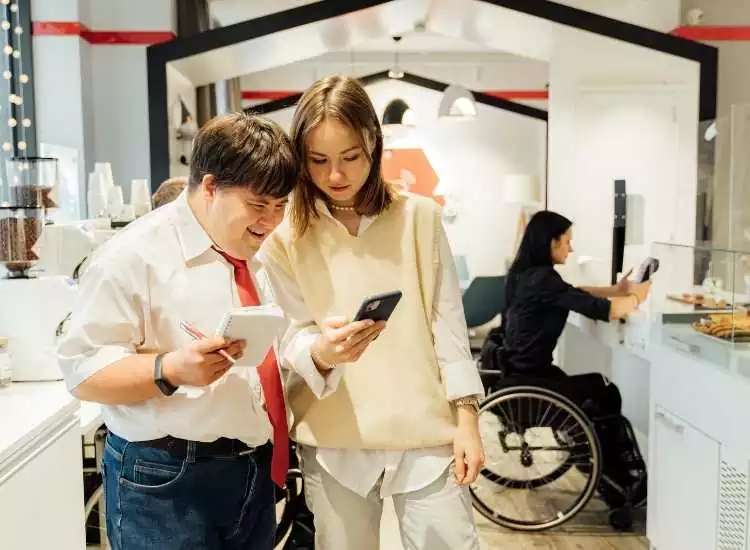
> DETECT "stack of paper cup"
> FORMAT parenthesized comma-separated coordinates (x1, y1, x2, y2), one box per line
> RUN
(107, 184, 124, 220)
(94, 162, 115, 192)
(87, 171, 108, 218)
(131, 179, 152, 218)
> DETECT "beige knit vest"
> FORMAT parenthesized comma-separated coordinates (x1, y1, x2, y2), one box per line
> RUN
(263, 193, 457, 450)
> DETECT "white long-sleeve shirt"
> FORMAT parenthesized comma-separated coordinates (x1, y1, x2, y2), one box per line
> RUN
(262, 206, 484, 498)
(57, 191, 330, 446)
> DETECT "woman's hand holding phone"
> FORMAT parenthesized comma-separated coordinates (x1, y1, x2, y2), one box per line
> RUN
(310, 316, 386, 370)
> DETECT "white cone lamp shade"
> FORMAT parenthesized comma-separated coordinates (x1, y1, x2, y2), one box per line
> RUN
(438, 84, 477, 119)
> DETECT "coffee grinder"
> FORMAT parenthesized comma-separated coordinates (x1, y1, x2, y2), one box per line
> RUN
(0, 157, 77, 381)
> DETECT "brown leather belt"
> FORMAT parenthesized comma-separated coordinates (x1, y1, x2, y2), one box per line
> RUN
(138, 436, 255, 458)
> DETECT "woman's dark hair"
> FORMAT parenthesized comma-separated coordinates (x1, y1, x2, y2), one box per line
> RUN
(504, 210, 572, 308)
(509, 210, 572, 274)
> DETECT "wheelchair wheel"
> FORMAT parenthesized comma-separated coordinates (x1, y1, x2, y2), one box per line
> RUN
(274, 469, 303, 547)
(470, 385, 602, 531)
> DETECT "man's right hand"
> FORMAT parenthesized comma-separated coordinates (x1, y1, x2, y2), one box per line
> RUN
(162, 337, 245, 387)
(310, 316, 386, 369)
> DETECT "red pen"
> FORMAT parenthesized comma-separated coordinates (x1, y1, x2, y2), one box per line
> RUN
(179, 320, 236, 364)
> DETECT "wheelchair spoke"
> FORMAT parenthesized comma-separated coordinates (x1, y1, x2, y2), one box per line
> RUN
(472, 387, 603, 532)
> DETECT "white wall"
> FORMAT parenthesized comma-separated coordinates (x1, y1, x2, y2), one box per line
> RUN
(32, 0, 175, 210)
(553, 0, 680, 31)
(548, 26, 701, 446)
(680, 0, 750, 253)
(259, 75, 547, 278)
(32, 0, 93, 218)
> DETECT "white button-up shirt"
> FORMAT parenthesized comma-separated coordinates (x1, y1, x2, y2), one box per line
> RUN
(261, 206, 485, 498)
(58, 191, 306, 446)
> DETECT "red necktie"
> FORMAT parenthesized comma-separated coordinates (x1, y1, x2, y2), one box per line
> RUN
(214, 247, 289, 488)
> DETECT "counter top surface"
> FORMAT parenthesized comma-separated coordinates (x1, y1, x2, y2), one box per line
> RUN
(0, 381, 79, 470)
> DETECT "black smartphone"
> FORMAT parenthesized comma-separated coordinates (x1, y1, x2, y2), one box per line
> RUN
(352, 291, 403, 323)
(635, 257, 660, 283)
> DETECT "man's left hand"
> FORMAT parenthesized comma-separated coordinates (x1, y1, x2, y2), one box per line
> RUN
(453, 410, 485, 485)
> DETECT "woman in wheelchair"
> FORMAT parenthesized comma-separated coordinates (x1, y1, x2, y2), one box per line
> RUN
(475, 210, 651, 532)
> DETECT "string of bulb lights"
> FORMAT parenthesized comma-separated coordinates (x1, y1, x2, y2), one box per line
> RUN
(0, 0, 30, 155)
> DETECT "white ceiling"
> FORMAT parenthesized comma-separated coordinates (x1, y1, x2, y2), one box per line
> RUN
(210, 0, 490, 52)
(173, 0, 694, 87)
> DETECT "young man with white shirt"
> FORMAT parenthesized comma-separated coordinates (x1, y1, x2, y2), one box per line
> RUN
(57, 113, 307, 550)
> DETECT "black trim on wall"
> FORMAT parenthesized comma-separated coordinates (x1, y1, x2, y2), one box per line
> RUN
(7, 0, 36, 157)
(484, 0, 718, 121)
(147, 0, 718, 188)
(245, 70, 549, 122)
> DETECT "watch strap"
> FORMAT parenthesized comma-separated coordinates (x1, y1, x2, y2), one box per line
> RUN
(453, 395, 480, 412)
(154, 352, 178, 396)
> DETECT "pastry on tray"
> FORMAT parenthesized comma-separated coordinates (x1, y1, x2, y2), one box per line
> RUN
(669, 293, 729, 309)
(692, 312, 750, 341)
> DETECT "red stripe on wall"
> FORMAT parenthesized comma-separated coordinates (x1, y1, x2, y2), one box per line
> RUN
(82, 31, 175, 45)
(32, 21, 175, 44)
(484, 90, 549, 100)
(242, 89, 549, 101)
(241, 91, 299, 100)
(672, 26, 750, 41)
(32, 21, 86, 36)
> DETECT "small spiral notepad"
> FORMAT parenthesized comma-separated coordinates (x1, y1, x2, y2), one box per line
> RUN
(215, 304, 287, 367)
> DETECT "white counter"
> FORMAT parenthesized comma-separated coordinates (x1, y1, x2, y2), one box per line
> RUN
(557, 311, 652, 454)
(0, 381, 86, 550)
(0, 381, 79, 470)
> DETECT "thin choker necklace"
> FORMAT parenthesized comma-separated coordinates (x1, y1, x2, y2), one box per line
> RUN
(330, 203, 356, 212)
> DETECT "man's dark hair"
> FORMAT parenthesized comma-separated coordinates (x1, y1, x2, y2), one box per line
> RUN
(189, 112, 299, 198)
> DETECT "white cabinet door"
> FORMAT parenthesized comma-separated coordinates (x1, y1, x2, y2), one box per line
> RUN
(0, 416, 85, 550)
(648, 406, 719, 550)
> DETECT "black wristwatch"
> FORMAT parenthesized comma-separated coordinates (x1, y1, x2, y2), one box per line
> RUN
(154, 352, 179, 396)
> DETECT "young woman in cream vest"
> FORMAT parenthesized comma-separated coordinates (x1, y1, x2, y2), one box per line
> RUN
(260, 76, 485, 549)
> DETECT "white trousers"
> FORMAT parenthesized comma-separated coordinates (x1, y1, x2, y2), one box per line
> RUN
(301, 448, 481, 550)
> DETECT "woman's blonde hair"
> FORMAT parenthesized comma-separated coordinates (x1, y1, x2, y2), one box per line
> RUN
(289, 75, 395, 236)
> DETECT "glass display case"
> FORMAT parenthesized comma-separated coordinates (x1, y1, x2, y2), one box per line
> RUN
(650, 241, 750, 374)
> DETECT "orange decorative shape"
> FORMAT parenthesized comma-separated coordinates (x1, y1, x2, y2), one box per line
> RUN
(381, 148, 444, 206)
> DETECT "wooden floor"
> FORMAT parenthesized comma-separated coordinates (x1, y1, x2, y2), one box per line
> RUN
(475, 505, 648, 549)
(468, 415, 649, 549)
(380, 496, 648, 549)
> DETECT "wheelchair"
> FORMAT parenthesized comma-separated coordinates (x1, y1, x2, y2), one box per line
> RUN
(274, 441, 315, 549)
(471, 366, 647, 533)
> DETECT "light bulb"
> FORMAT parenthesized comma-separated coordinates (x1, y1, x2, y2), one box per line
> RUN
(1, 21, 9, 30)
(18, 73, 27, 83)
(7, 117, 16, 127)
(21, 117, 29, 127)
(17, 141, 26, 151)
(0, 1, 9, 6)
(9, 4, 18, 13)
(3, 45, 12, 56)
(1, 142, 10, 152)
(13, 26, 21, 35)
(12, 50, 19, 59)
(2, 71, 10, 80)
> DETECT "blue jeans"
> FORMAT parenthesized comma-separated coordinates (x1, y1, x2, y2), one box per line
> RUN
(102, 432, 276, 550)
